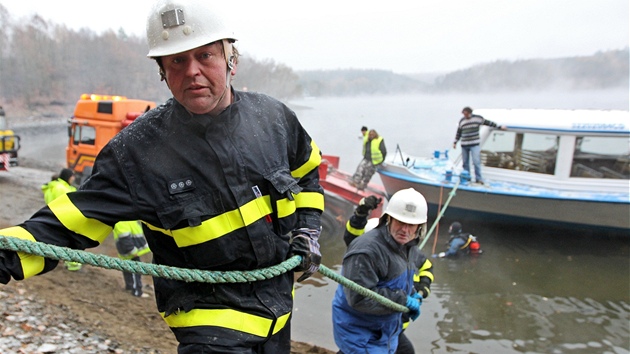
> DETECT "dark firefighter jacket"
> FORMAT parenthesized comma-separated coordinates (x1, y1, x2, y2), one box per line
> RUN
(333, 223, 425, 352)
(343, 212, 433, 331)
(0, 90, 324, 347)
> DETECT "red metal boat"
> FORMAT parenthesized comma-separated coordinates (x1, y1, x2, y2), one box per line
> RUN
(319, 155, 388, 233)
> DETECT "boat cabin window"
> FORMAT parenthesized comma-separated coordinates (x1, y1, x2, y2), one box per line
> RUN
(480, 131, 558, 175)
(571, 136, 629, 179)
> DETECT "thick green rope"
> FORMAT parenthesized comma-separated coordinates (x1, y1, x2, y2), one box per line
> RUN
(0, 236, 299, 283)
(318, 265, 408, 313)
(0, 236, 408, 313)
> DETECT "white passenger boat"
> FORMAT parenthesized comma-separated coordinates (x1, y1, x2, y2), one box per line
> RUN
(377, 109, 630, 231)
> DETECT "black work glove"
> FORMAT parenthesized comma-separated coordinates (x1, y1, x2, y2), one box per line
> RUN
(290, 228, 321, 282)
(355, 195, 382, 217)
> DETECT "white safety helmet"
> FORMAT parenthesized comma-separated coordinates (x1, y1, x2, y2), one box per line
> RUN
(382, 188, 428, 225)
(146, 0, 237, 58)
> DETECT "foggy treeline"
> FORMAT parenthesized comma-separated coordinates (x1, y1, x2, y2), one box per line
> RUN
(0, 5, 301, 107)
(0, 5, 628, 108)
(299, 48, 629, 96)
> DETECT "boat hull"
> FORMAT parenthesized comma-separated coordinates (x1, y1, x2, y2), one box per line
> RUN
(379, 171, 630, 231)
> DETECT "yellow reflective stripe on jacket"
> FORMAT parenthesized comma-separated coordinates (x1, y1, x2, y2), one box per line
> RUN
(48, 194, 112, 243)
(146, 192, 321, 247)
(345, 221, 363, 237)
(161, 308, 291, 338)
(291, 141, 321, 179)
(460, 236, 472, 249)
(293, 191, 324, 212)
(1, 226, 45, 279)
(151, 196, 273, 247)
(414, 259, 434, 283)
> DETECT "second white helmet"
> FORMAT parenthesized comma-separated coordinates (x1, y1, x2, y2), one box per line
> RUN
(383, 188, 428, 225)
(146, 0, 237, 57)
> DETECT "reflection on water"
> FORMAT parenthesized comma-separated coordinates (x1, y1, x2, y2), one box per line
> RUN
(293, 219, 630, 353)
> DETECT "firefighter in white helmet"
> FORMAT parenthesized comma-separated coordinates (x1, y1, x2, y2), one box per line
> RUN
(333, 188, 432, 353)
(0, 0, 324, 353)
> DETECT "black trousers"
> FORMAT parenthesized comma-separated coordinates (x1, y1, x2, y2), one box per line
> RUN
(395, 331, 415, 354)
(177, 324, 291, 354)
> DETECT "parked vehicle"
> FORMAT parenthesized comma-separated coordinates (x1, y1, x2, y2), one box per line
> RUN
(66, 94, 155, 184)
(0, 105, 21, 171)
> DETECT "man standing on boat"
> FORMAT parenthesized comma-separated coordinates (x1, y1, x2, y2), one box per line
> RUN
(453, 107, 506, 184)
(351, 129, 387, 190)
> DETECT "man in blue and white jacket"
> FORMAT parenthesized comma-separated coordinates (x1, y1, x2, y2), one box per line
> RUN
(333, 188, 430, 353)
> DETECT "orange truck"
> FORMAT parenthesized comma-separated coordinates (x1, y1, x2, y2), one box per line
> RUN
(0, 105, 21, 171)
(66, 94, 156, 184)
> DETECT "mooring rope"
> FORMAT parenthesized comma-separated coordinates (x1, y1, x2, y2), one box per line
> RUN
(0, 235, 409, 313)
(0, 178, 461, 315)
(418, 179, 461, 251)
(0, 176, 466, 316)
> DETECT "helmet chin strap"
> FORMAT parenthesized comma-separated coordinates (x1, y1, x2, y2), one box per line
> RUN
(213, 39, 235, 109)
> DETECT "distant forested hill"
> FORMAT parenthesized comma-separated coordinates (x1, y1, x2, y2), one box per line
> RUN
(297, 48, 629, 96)
(0, 3, 626, 108)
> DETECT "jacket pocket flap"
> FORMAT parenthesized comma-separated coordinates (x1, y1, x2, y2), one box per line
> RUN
(265, 169, 302, 195)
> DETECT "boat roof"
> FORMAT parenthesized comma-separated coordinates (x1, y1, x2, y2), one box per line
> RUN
(474, 109, 629, 135)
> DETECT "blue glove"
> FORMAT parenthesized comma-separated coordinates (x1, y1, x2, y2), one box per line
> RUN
(406, 295, 422, 321)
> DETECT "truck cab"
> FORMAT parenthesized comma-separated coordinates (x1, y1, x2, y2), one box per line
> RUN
(66, 94, 156, 184)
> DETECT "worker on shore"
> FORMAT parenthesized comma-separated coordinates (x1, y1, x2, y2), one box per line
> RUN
(41, 168, 81, 272)
(0, 1, 323, 352)
(433, 221, 481, 258)
(333, 188, 431, 353)
(112, 221, 150, 297)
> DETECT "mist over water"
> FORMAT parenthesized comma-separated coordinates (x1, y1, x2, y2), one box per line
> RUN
(289, 89, 630, 353)
(292, 89, 629, 175)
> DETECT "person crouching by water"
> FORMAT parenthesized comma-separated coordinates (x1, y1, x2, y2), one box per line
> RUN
(433, 221, 482, 258)
(333, 188, 429, 353)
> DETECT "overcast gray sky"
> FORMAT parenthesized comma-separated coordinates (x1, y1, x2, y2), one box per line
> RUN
(2, 0, 628, 73)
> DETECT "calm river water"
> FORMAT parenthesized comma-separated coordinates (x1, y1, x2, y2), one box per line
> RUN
(290, 90, 630, 353)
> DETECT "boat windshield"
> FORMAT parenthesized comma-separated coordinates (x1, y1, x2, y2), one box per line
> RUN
(571, 136, 629, 179)
(480, 131, 558, 175)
